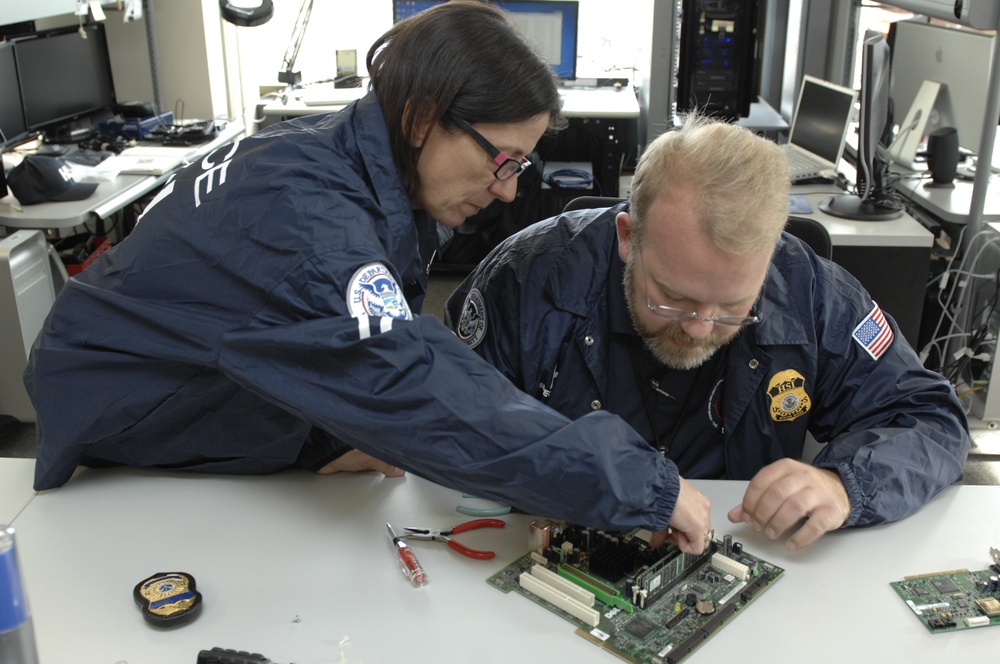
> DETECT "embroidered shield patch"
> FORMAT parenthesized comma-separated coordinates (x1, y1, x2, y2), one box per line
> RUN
(347, 262, 412, 320)
(457, 288, 488, 348)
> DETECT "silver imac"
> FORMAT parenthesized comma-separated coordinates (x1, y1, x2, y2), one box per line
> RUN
(889, 19, 993, 164)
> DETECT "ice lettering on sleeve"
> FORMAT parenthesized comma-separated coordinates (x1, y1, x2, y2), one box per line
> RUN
(347, 263, 412, 324)
(851, 303, 893, 360)
(194, 139, 241, 208)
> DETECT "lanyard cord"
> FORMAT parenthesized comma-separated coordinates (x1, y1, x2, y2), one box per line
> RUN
(626, 339, 701, 459)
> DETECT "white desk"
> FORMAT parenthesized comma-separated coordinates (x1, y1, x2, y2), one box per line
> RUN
(0, 458, 35, 525)
(259, 84, 640, 121)
(893, 167, 1000, 225)
(792, 186, 934, 249)
(792, 184, 934, 346)
(3, 460, 996, 663)
(258, 83, 368, 120)
(0, 122, 245, 231)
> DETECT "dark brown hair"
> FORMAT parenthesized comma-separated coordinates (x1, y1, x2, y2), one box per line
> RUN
(367, 1, 565, 199)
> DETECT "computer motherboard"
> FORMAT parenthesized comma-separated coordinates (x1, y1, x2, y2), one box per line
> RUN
(890, 547, 1000, 633)
(487, 521, 783, 664)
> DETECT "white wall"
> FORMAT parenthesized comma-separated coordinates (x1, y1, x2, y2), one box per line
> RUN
(0, 0, 75, 26)
(103, 0, 229, 123)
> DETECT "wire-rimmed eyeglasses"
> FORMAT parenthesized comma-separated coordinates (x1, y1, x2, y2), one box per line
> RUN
(451, 116, 532, 181)
(638, 245, 763, 327)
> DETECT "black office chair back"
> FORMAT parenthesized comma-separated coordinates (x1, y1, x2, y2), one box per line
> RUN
(785, 216, 832, 259)
(563, 199, 832, 261)
(562, 196, 626, 213)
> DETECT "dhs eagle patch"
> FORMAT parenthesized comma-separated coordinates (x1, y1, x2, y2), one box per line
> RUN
(457, 288, 487, 349)
(767, 369, 811, 422)
(347, 263, 412, 320)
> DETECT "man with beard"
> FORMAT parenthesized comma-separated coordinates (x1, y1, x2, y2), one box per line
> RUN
(445, 114, 969, 551)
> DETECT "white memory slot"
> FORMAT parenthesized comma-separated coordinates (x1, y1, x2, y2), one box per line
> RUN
(519, 571, 601, 627)
(712, 553, 750, 581)
(530, 565, 596, 606)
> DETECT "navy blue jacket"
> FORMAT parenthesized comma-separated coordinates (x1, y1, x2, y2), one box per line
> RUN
(25, 97, 682, 536)
(446, 204, 970, 527)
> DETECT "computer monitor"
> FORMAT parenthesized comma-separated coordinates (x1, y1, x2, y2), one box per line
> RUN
(391, 0, 579, 80)
(0, 41, 28, 149)
(392, 0, 445, 22)
(820, 29, 903, 221)
(888, 19, 993, 158)
(12, 23, 116, 137)
(494, 1, 578, 80)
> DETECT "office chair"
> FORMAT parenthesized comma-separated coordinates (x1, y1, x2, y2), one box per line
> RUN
(785, 216, 832, 259)
(563, 198, 833, 261)
(562, 196, 625, 213)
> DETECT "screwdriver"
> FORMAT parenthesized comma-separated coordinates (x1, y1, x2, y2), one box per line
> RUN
(386, 522, 428, 587)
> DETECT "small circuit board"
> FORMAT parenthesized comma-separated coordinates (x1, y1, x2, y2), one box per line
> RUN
(890, 547, 1000, 633)
(487, 522, 783, 664)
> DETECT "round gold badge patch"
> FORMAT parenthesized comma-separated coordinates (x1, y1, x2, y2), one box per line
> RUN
(767, 369, 811, 422)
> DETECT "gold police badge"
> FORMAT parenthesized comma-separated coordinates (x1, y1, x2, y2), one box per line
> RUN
(767, 369, 811, 422)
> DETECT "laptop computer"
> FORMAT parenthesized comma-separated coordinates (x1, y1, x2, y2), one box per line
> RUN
(783, 75, 858, 182)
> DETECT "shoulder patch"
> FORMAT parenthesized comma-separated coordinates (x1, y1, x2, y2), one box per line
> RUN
(456, 288, 488, 349)
(347, 262, 412, 320)
(767, 369, 811, 422)
(852, 303, 893, 361)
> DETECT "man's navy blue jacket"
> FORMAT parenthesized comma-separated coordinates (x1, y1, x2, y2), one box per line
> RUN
(446, 204, 970, 527)
(25, 97, 684, 537)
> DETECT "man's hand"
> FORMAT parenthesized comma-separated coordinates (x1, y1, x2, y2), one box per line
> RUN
(727, 459, 850, 550)
(316, 450, 405, 478)
(648, 477, 712, 554)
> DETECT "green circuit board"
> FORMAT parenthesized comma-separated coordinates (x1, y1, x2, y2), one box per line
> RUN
(890, 547, 1000, 633)
(487, 522, 783, 664)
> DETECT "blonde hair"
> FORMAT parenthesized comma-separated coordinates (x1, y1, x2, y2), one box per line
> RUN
(629, 114, 791, 254)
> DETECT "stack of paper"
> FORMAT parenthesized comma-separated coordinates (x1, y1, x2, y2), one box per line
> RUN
(93, 146, 193, 176)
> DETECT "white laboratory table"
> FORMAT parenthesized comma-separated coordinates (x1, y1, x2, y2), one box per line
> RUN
(2, 459, 997, 664)
(893, 165, 1000, 224)
(0, 458, 36, 525)
(259, 82, 640, 121)
(792, 184, 935, 346)
(0, 122, 245, 231)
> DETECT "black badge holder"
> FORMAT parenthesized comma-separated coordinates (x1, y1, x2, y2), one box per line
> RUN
(133, 571, 203, 627)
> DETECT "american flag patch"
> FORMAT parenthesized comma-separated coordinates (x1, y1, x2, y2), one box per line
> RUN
(852, 303, 894, 360)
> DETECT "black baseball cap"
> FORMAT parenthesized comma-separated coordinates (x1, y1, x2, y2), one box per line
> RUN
(7, 155, 98, 206)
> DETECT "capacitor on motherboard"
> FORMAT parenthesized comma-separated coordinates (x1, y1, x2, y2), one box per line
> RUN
(695, 599, 716, 615)
(723, 534, 732, 555)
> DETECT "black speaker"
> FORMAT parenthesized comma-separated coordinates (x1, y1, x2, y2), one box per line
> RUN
(925, 127, 959, 188)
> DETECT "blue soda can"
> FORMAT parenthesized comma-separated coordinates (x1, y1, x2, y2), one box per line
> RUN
(0, 526, 39, 664)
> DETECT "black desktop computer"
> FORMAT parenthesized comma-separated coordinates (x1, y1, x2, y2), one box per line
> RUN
(676, 0, 761, 121)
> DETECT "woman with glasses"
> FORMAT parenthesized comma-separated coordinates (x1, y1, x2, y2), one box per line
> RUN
(26, 2, 712, 554)
(448, 114, 970, 551)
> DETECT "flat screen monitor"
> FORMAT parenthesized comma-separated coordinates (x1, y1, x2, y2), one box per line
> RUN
(494, 1, 578, 80)
(820, 29, 902, 221)
(0, 41, 28, 149)
(392, 0, 445, 22)
(13, 23, 116, 134)
(889, 20, 993, 156)
(391, 0, 579, 80)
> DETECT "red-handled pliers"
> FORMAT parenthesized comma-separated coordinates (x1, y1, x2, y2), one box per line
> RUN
(401, 518, 506, 559)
